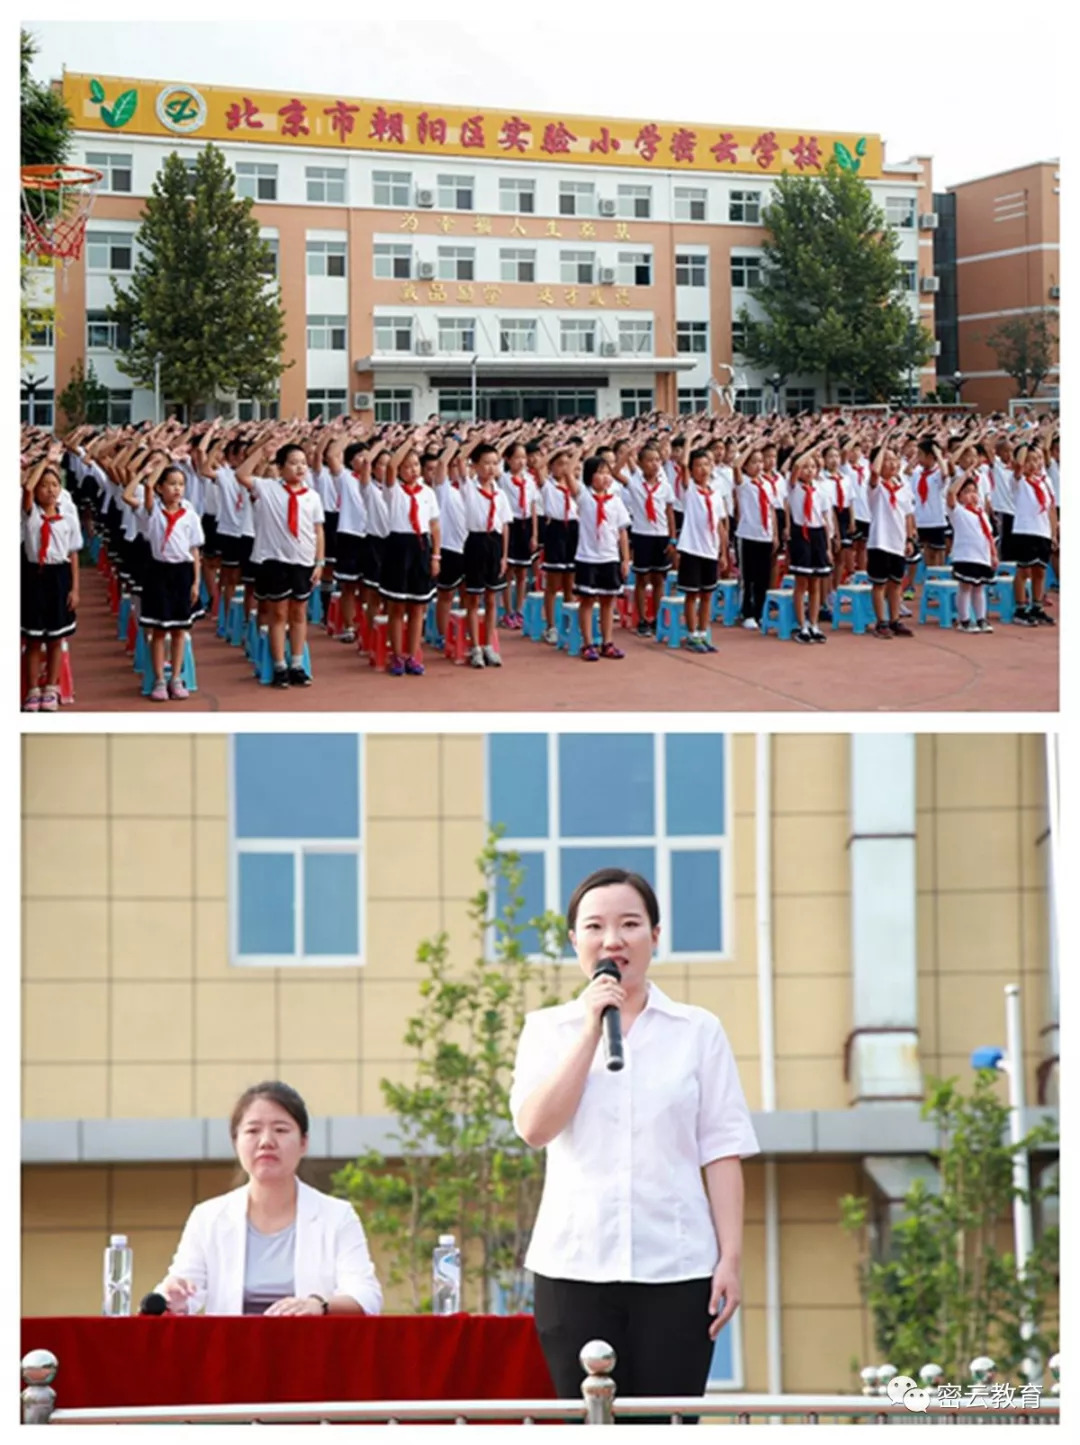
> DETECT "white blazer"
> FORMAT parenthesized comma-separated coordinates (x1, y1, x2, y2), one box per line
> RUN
(154, 1178, 383, 1316)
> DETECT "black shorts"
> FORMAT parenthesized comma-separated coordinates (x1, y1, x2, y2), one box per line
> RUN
(853, 517, 871, 541)
(952, 560, 995, 586)
(507, 516, 538, 568)
(998, 512, 1017, 562)
(1011, 532, 1051, 568)
(255, 559, 317, 604)
(201, 515, 220, 559)
(787, 526, 831, 576)
(574, 558, 624, 596)
(21, 560, 77, 640)
(917, 525, 948, 552)
(436, 547, 466, 592)
(120, 534, 151, 595)
(676, 551, 719, 594)
(773, 508, 788, 549)
(866, 547, 908, 586)
(141, 559, 203, 630)
(322, 511, 339, 567)
(834, 506, 854, 547)
(361, 535, 384, 588)
(219, 532, 254, 575)
(464, 531, 507, 595)
(542, 519, 579, 572)
(380, 530, 435, 604)
(334, 530, 365, 584)
(631, 532, 671, 575)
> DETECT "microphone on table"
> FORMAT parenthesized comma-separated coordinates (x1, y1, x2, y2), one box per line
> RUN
(591, 958, 624, 1073)
(138, 1292, 169, 1316)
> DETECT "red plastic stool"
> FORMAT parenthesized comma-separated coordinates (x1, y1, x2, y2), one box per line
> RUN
(368, 614, 390, 669)
(616, 586, 638, 630)
(107, 570, 122, 615)
(325, 591, 343, 637)
(34, 640, 75, 705)
(357, 608, 373, 654)
(125, 604, 139, 655)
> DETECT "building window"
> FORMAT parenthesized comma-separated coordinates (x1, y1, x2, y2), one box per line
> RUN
(306, 239, 347, 277)
(499, 319, 538, 353)
(499, 178, 536, 214)
(488, 733, 729, 960)
(103, 390, 133, 426)
(85, 150, 132, 194)
(85, 230, 134, 272)
(177, 157, 200, 195)
(617, 184, 652, 219)
(728, 190, 761, 224)
(500, 248, 536, 283)
(735, 388, 764, 415)
(674, 187, 707, 221)
(438, 316, 477, 352)
(560, 318, 597, 355)
(731, 320, 747, 355)
(86, 310, 131, 351)
(618, 319, 653, 355)
(374, 388, 413, 423)
(886, 196, 916, 229)
(235, 162, 277, 201)
(307, 388, 348, 420)
(837, 385, 873, 406)
(560, 250, 597, 285)
(784, 388, 816, 414)
(373, 170, 412, 207)
(306, 166, 346, 204)
(373, 315, 414, 352)
(258, 236, 279, 278)
(675, 253, 708, 287)
(437, 389, 475, 422)
(373, 243, 413, 279)
(20, 386, 54, 427)
(230, 735, 363, 967)
(26, 318, 55, 348)
(559, 181, 596, 216)
(437, 173, 474, 211)
(620, 388, 655, 417)
(237, 397, 280, 421)
(900, 260, 918, 293)
(437, 246, 475, 282)
(306, 314, 347, 350)
(676, 321, 709, 354)
(678, 387, 710, 414)
(616, 251, 652, 287)
(730, 255, 763, 289)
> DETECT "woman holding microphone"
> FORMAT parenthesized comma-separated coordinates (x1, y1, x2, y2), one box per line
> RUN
(155, 1081, 382, 1317)
(511, 868, 758, 1410)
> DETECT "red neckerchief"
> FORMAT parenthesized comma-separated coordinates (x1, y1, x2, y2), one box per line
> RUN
(751, 479, 771, 530)
(644, 479, 662, 524)
(511, 472, 528, 516)
(285, 483, 307, 538)
(696, 484, 715, 535)
(673, 461, 686, 495)
(1026, 473, 1050, 513)
(594, 488, 613, 528)
(402, 482, 424, 535)
(882, 478, 903, 510)
(478, 486, 498, 532)
(917, 466, 934, 507)
(964, 501, 994, 544)
(830, 470, 846, 508)
(554, 483, 572, 522)
(38, 510, 60, 565)
(161, 505, 185, 548)
(762, 470, 780, 503)
(800, 480, 814, 539)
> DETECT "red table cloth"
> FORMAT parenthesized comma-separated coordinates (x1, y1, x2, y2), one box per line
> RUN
(20, 1315, 555, 1409)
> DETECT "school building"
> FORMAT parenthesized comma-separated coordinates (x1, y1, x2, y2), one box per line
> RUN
(21, 731, 1058, 1391)
(21, 72, 941, 429)
(933, 160, 1061, 413)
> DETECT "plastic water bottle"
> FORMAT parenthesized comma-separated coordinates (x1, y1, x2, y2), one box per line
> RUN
(103, 1234, 133, 1316)
(432, 1234, 461, 1315)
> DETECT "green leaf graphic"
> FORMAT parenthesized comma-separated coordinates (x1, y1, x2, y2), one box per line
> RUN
(855, 137, 867, 157)
(103, 88, 138, 129)
(834, 141, 855, 173)
(100, 105, 115, 126)
(89, 78, 105, 103)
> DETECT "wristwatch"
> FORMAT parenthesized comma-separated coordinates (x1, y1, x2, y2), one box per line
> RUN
(310, 1294, 329, 1314)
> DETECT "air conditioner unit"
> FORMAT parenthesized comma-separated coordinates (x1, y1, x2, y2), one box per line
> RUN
(920, 275, 941, 293)
(416, 339, 434, 355)
(353, 391, 373, 410)
(417, 260, 436, 280)
(601, 341, 618, 357)
(598, 198, 617, 217)
(919, 212, 939, 230)
(598, 267, 616, 285)
(416, 188, 434, 208)
(1049, 285, 1061, 300)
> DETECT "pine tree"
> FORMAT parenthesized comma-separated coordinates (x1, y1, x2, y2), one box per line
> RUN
(737, 161, 934, 402)
(109, 145, 289, 415)
(58, 359, 112, 429)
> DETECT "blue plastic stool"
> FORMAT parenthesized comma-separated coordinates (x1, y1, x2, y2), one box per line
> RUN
(656, 596, 687, 650)
(133, 626, 149, 674)
(88, 535, 102, 565)
(919, 579, 958, 629)
(285, 641, 313, 677)
(985, 577, 1016, 624)
(243, 610, 259, 660)
(199, 575, 211, 612)
(780, 574, 796, 591)
(925, 565, 953, 582)
(253, 625, 272, 680)
(1046, 560, 1059, 591)
(226, 586, 247, 647)
(117, 593, 133, 641)
(522, 591, 546, 641)
(423, 599, 440, 646)
(663, 571, 677, 597)
(141, 632, 197, 695)
(996, 562, 1018, 579)
(711, 579, 741, 627)
(307, 588, 324, 625)
(761, 589, 797, 640)
(832, 583, 876, 635)
(557, 600, 584, 656)
(216, 592, 228, 639)
(851, 571, 870, 585)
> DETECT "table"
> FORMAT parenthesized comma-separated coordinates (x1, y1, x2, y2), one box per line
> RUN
(20, 1316, 554, 1409)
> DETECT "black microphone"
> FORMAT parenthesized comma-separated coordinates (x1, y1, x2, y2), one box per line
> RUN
(592, 959, 624, 1072)
(138, 1292, 169, 1316)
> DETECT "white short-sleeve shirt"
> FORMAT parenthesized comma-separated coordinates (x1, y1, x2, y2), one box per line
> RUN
(462, 480, 513, 536)
(22, 503, 84, 565)
(1012, 473, 1054, 539)
(677, 482, 726, 560)
(510, 984, 760, 1283)
(147, 499, 205, 563)
(574, 487, 630, 564)
(625, 471, 673, 537)
(912, 465, 948, 527)
(250, 477, 325, 566)
(844, 459, 871, 523)
(540, 477, 580, 525)
(214, 465, 254, 539)
(499, 470, 537, 521)
(867, 478, 914, 556)
(947, 498, 994, 567)
(788, 479, 830, 533)
(384, 481, 439, 538)
(337, 470, 368, 538)
(434, 480, 467, 552)
(734, 478, 777, 544)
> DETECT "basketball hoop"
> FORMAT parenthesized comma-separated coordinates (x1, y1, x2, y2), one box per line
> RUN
(20, 164, 103, 268)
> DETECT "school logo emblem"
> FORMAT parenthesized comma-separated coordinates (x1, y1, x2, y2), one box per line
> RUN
(156, 85, 208, 135)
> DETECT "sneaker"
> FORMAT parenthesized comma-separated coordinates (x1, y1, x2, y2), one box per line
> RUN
(1033, 606, 1056, 626)
(581, 645, 600, 661)
(386, 654, 406, 676)
(544, 626, 559, 645)
(433, 634, 445, 651)
(898, 604, 913, 618)
(957, 618, 977, 634)
(685, 636, 707, 653)
(903, 587, 916, 601)
(168, 678, 190, 700)
(1013, 606, 1037, 627)
(794, 627, 813, 644)
(699, 636, 718, 652)
(337, 629, 357, 645)
(482, 645, 502, 667)
(22, 688, 42, 713)
(469, 645, 486, 668)
(818, 605, 833, 624)
(976, 618, 994, 633)
(890, 620, 914, 637)
(150, 678, 169, 702)
(288, 667, 312, 687)
(404, 655, 425, 676)
(810, 627, 828, 643)
(636, 619, 651, 637)
(40, 686, 61, 712)
(270, 668, 290, 688)
(742, 617, 759, 630)
(600, 642, 626, 659)
(873, 621, 894, 639)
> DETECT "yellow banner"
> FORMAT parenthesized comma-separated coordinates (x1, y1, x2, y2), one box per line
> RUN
(64, 74, 883, 180)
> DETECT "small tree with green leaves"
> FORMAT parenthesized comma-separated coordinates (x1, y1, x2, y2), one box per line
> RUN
(20, 30, 74, 361)
(58, 359, 111, 430)
(334, 833, 569, 1311)
(840, 1072, 1059, 1381)
(109, 145, 288, 416)
(984, 313, 1058, 400)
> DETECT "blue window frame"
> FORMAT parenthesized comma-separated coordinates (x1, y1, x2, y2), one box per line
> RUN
(488, 733, 729, 961)
(229, 735, 364, 966)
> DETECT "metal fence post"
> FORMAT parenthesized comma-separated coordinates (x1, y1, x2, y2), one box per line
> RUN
(580, 1339, 616, 1425)
(21, 1350, 59, 1424)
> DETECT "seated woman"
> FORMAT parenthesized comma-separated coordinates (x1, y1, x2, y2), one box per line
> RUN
(155, 1081, 382, 1316)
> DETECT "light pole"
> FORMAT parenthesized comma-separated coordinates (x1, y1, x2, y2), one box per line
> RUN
(153, 352, 163, 424)
(470, 353, 479, 425)
(953, 370, 965, 405)
(768, 373, 783, 415)
(23, 371, 43, 430)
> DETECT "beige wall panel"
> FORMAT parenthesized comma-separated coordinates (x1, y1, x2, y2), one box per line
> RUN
(193, 1061, 280, 1118)
(1019, 738, 1048, 809)
(111, 899, 193, 980)
(23, 900, 109, 981)
(739, 1220, 766, 1307)
(779, 1222, 863, 1307)
(782, 1306, 866, 1392)
(195, 1163, 238, 1200)
(23, 1063, 108, 1119)
(778, 1162, 863, 1222)
(732, 813, 755, 899)
(25, 981, 108, 1064)
(742, 1161, 764, 1224)
(23, 1166, 110, 1230)
(1020, 835, 1048, 892)
(194, 735, 228, 816)
(686, 973, 760, 1052)
(110, 1063, 194, 1118)
(276, 1059, 361, 1117)
(935, 976, 1017, 1058)
(367, 819, 441, 900)
(24, 818, 108, 898)
(367, 736, 442, 819)
(739, 1304, 768, 1390)
(918, 974, 940, 1060)
(111, 818, 193, 899)
(439, 819, 491, 899)
(278, 980, 361, 1061)
(111, 1165, 197, 1228)
(111, 981, 193, 1063)
(772, 813, 849, 896)
(22, 1231, 104, 1317)
(935, 809, 1020, 892)
(773, 894, 849, 975)
(775, 1057, 848, 1112)
(775, 975, 850, 1059)
(731, 734, 755, 814)
(24, 735, 108, 816)
(439, 736, 486, 817)
(109, 735, 194, 816)
(360, 1057, 412, 1115)
(773, 735, 848, 813)
(195, 981, 276, 1062)
(935, 891, 1020, 973)
(194, 898, 230, 977)
(915, 736, 934, 809)
(360, 979, 426, 1061)
(367, 897, 444, 977)
(193, 818, 228, 899)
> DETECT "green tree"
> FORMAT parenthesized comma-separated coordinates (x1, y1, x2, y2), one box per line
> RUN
(840, 1072, 1059, 1381)
(108, 145, 289, 416)
(58, 359, 112, 430)
(20, 29, 73, 169)
(333, 833, 568, 1312)
(738, 161, 934, 402)
(984, 313, 1058, 399)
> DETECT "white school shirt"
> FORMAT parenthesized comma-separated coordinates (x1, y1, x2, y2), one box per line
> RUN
(947, 498, 994, 567)
(912, 466, 947, 527)
(867, 478, 914, 556)
(818, 469, 851, 511)
(121, 484, 144, 542)
(624, 470, 672, 537)
(787, 479, 830, 533)
(976, 465, 995, 508)
(384, 481, 439, 537)
(213, 464, 253, 538)
(734, 478, 776, 544)
(315, 464, 343, 514)
(462, 479, 513, 536)
(364, 482, 391, 539)
(510, 984, 760, 1284)
(844, 459, 871, 523)
(147, 499, 205, 563)
(990, 459, 1016, 515)
(249, 476, 326, 566)
(499, 469, 537, 521)
(574, 486, 630, 564)
(203, 479, 218, 520)
(711, 464, 736, 512)
(434, 479, 467, 552)
(1047, 457, 1060, 503)
(1012, 473, 1054, 539)
(664, 458, 687, 507)
(179, 459, 205, 516)
(760, 469, 788, 511)
(677, 481, 726, 560)
(540, 477, 580, 525)
(22, 503, 84, 565)
(337, 470, 368, 538)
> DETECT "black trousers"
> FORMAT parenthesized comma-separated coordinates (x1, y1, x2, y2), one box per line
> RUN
(739, 537, 774, 621)
(533, 1273, 713, 1424)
